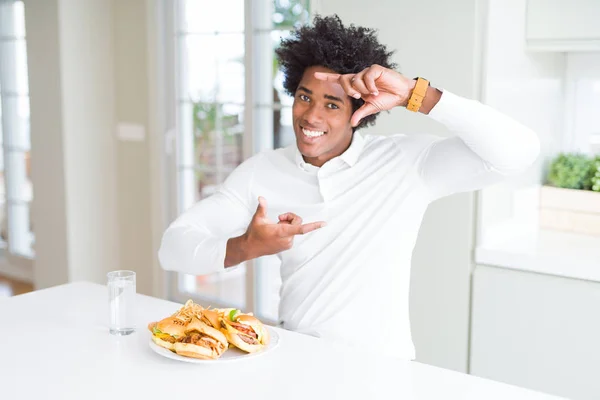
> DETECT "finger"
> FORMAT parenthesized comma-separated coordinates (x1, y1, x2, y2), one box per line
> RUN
(283, 221, 327, 236)
(363, 67, 382, 95)
(255, 196, 268, 218)
(338, 74, 361, 99)
(351, 102, 380, 127)
(277, 213, 296, 225)
(349, 72, 371, 97)
(278, 213, 302, 225)
(314, 71, 342, 82)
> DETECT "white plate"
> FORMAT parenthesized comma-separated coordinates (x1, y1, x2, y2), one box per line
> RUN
(149, 326, 280, 364)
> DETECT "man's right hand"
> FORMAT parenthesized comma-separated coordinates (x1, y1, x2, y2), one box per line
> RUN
(224, 197, 326, 267)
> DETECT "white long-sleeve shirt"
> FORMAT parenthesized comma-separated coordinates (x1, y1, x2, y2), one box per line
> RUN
(158, 90, 540, 360)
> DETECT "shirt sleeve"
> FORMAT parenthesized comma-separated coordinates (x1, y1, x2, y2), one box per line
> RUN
(413, 90, 540, 201)
(157, 155, 258, 276)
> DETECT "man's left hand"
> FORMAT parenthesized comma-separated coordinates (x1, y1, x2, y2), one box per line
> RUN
(314, 64, 415, 127)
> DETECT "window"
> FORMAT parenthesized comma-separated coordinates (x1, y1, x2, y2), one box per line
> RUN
(563, 53, 600, 156)
(0, 0, 34, 267)
(166, 0, 310, 321)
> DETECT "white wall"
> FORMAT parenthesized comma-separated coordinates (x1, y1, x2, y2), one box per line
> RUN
(564, 53, 600, 155)
(25, 0, 158, 294)
(312, 0, 483, 372)
(113, 0, 156, 296)
(59, 0, 119, 284)
(26, 0, 120, 288)
(26, 0, 70, 288)
(477, 0, 565, 241)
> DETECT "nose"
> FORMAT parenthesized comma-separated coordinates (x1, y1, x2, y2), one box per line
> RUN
(302, 103, 324, 127)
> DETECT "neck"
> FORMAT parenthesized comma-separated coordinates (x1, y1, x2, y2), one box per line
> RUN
(303, 133, 354, 167)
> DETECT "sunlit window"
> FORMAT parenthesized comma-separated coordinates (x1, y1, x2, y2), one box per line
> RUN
(171, 0, 310, 320)
(0, 0, 34, 260)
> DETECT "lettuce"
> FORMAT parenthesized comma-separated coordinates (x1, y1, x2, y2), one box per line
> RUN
(229, 309, 241, 321)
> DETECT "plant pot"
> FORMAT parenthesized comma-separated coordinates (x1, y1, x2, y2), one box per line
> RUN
(539, 185, 600, 236)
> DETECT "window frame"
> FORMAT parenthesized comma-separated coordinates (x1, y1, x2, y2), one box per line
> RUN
(0, 0, 34, 281)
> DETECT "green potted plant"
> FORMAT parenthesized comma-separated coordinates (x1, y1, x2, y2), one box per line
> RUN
(590, 156, 600, 192)
(540, 153, 600, 236)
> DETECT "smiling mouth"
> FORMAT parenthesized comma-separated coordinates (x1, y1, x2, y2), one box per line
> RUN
(301, 127, 327, 138)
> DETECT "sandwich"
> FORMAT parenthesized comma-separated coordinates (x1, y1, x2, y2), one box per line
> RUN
(148, 315, 228, 359)
(219, 308, 271, 353)
(172, 317, 228, 359)
(148, 316, 188, 351)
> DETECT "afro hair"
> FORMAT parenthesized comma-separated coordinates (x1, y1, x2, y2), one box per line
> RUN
(275, 14, 398, 131)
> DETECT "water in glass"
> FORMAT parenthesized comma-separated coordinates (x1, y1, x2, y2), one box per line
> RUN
(107, 270, 136, 335)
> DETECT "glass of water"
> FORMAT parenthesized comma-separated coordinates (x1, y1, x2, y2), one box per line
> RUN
(107, 270, 136, 335)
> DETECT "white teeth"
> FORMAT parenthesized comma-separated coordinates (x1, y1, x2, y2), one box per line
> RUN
(302, 128, 325, 137)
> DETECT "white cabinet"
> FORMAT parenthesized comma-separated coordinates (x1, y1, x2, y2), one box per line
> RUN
(470, 265, 600, 399)
(526, 0, 600, 51)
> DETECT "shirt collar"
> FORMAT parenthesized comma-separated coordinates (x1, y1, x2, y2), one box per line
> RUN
(295, 132, 365, 171)
(339, 132, 364, 167)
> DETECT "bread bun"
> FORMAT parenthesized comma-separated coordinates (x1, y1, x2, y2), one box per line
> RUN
(155, 316, 189, 337)
(150, 315, 230, 359)
(222, 331, 263, 353)
(148, 316, 188, 353)
(221, 318, 269, 353)
(151, 334, 176, 351)
(200, 309, 222, 329)
(173, 342, 220, 360)
(235, 314, 260, 324)
(186, 318, 227, 345)
(235, 315, 271, 345)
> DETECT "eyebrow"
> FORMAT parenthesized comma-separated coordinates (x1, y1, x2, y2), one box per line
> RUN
(298, 86, 344, 104)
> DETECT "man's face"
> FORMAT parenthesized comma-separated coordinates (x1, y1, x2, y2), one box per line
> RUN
(292, 65, 354, 167)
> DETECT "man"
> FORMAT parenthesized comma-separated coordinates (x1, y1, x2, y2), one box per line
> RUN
(158, 15, 539, 360)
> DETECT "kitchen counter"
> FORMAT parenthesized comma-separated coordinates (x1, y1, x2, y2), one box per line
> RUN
(0, 282, 566, 400)
(476, 221, 600, 282)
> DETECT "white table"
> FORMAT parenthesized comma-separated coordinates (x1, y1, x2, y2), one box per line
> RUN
(0, 282, 565, 400)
